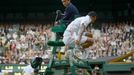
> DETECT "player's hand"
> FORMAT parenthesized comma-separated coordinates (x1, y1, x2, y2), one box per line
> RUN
(75, 40, 80, 45)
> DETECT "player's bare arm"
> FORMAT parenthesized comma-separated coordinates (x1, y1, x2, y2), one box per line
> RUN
(76, 23, 85, 45)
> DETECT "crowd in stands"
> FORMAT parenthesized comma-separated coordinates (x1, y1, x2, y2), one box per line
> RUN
(0, 21, 134, 64)
(0, 24, 52, 64)
(87, 22, 134, 60)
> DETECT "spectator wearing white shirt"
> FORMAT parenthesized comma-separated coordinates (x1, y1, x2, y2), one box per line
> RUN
(22, 57, 43, 75)
(22, 64, 34, 75)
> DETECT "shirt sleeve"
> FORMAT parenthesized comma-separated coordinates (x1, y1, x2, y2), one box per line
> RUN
(62, 7, 73, 21)
(80, 15, 91, 27)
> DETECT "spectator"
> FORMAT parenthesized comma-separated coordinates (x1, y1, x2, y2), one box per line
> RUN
(56, 0, 80, 25)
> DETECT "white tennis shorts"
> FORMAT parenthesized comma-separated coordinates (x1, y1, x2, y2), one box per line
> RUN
(63, 31, 87, 45)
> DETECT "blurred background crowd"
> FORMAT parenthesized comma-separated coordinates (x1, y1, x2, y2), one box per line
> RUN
(0, 21, 134, 64)
(87, 21, 134, 60)
(0, 24, 52, 64)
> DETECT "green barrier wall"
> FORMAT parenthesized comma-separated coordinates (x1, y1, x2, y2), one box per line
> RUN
(0, 64, 47, 75)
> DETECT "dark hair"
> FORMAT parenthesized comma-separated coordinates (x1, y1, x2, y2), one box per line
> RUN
(88, 11, 97, 17)
(31, 57, 43, 69)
